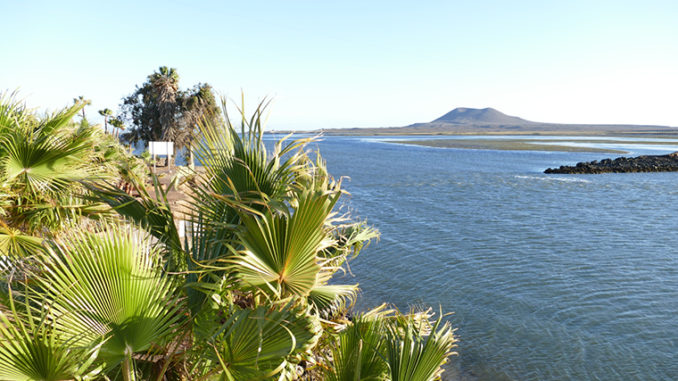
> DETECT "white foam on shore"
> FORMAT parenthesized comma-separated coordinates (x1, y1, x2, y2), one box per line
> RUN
(515, 175, 591, 183)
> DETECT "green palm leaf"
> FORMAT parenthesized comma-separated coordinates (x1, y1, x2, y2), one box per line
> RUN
(0, 111, 90, 198)
(0, 94, 103, 235)
(0, 92, 29, 141)
(307, 283, 358, 316)
(384, 314, 457, 381)
(0, 314, 101, 381)
(322, 316, 389, 381)
(192, 97, 312, 223)
(209, 304, 318, 380)
(0, 284, 102, 381)
(35, 227, 183, 367)
(233, 189, 338, 298)
(0, 225, 42, 257)
(86, 177, 181, 243)
(35, 101, 84, 138)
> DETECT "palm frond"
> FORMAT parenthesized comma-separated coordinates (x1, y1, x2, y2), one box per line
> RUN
(0, 225, 42, 257)
(36, 101, 85, 138)
(232, 188, 338, 298)
(0, 94, 104, 235)
(321, 316, 389, 381)
(0, 125, 90, 197)
(192, 97, 313, 214)
(208, 304, 318, 380)
(0, 282, 102, 381)
(34, 226, 183, 367)
(0, 92, 30, 139)
(384, 312, 457, 381)
(84, 177, 184, 270)
(308, 284, 358, 317)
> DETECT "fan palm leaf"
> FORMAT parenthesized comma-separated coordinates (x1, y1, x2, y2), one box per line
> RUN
(0, 224, 42, 257)
(0, 95, 106, 235)
(384, 314, 457, 381)
(192, 97, 311, 220)
(84, 177, 181, 250)
(34, 227, 183, 369)
(0, 284, 102, 381)
(207, 304, 318, 381)
(0, 92, 29, 141)
(321, 316, 389, 381)
(0, 124, 90, 197)
(233, 188, 338, 298)
(307, 283, 358, 316)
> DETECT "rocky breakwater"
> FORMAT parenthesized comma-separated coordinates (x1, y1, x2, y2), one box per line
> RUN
(545, 152, 678, 174)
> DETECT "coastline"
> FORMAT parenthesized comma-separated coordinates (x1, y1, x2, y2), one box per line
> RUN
(268, 129, 678, 138)
(384, 138, 628, 153)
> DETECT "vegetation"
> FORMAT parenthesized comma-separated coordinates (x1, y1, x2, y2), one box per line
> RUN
(0, 93, 457, 380)
(73, 95, 91, 119)
(98, 108, 113, 134)
(0, 93, 147, 255)
(119, 66, 221, 166)
(109, 116, 125, 138)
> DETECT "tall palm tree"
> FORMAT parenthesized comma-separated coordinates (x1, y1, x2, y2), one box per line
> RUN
(150, 66, 180, 142)
(73, 95, 90, 119)
(179, 84, 220, 169)
(109, 116, 125, 138)
(98, 108, 113, 134)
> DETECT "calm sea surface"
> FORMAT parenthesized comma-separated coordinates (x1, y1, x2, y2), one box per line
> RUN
(281, 135, 678, 381)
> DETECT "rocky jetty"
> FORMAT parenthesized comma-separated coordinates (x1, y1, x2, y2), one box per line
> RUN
(545, 152, 678, 174)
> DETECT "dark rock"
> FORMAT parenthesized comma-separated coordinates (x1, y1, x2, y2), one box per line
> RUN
(544, 152, 678, 174)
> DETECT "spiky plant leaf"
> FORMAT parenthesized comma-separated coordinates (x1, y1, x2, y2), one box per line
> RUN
(0, 107, 90, 198)
(190, 97, 313, 230)
(0, 93, 117, 235)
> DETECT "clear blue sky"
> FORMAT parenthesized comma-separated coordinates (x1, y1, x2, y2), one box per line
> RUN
(2, 0, 677, 130)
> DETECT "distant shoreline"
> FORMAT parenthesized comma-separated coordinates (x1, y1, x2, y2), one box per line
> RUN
(267, 130, 678, 138)
(264, 131, 678, 153)
(385, 138, 629, 153)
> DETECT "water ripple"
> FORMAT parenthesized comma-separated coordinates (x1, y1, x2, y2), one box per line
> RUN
(316, 137, 678, 380)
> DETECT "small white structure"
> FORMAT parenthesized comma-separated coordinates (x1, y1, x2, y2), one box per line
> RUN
(149, 141, 174, 171)
(178, 220, 186, 239)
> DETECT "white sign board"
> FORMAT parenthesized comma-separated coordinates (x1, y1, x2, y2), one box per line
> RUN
(149, 141, 173, 156)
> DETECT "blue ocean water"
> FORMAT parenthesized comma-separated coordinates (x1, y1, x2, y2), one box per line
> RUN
(293, 136, 678, 381)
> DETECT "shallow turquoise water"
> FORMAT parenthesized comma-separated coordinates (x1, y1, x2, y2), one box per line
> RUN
(299, 136, 678, 381)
